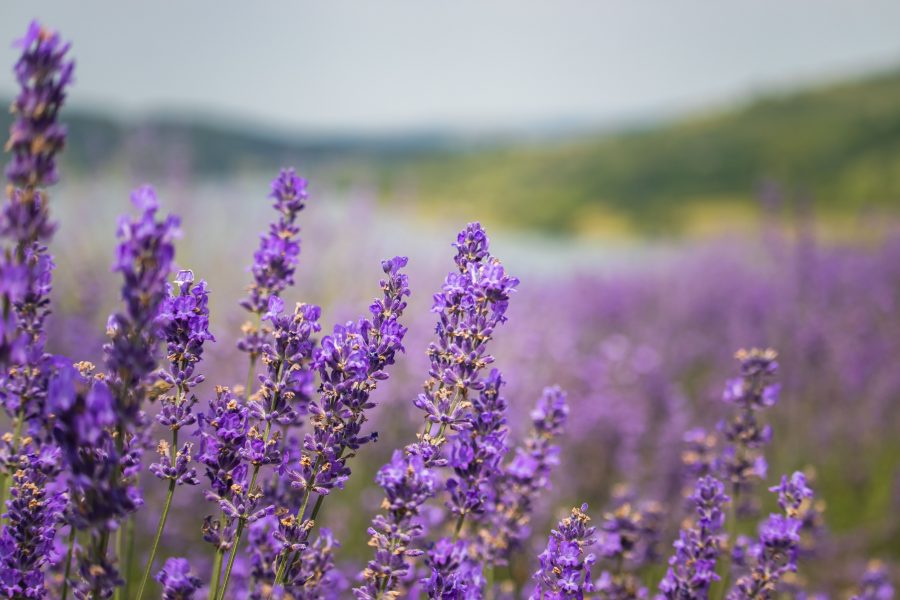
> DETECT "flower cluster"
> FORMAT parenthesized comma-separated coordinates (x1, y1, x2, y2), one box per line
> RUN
(358, 224, 521, 598)
(851, 561, 894, 600)
(238, 168, 308, 358)
(0, 21, 895, 600)
(659, 476, 730, 598)
(412, 223, 519, 452)
(728, 471, 813, 600)
(530, 504, 597, 599)
(0, 441, 65, 598)
(4, 20, 73, 193)
(716, 348, 779, 511)
(487, 385, 569, 562)
(155, 557, 201, 600)
(355, 451, 437, 598)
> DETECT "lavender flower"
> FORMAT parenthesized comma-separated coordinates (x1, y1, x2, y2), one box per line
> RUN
(276, 528, 342, 599)
(238, 169, 308, 360)
(445, 368, 509, 528)
(530, 504, 597, 600)
(716, 349, 779, 512)
(0, 442, 65, 598)
(197, 386, 252, 548)
(728, 471, 813, 599)
(251, 298, 320, 433)
(149, 270, 213, 486)
(659, 476, 730, 599)
(274, 256, 409, 576)
(412, 223, 518, 457)
(355, 451, 437, 598)
(155, 557, 201, 600)
(0, 19, 73, 452)
(4, 20, 73, 193)
(851, 561, 894, 600)
(593, 495, 661, 600)
(486, 385, 568, 563)
(424, 537, 484, 599)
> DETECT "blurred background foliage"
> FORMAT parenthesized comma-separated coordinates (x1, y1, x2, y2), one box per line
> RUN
(4, 67, 900, 236)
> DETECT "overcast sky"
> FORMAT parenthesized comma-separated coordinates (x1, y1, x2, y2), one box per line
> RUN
(2, 2, 900, 133)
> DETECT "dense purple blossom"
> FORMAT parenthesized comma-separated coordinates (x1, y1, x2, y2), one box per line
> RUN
(659, 476, 730, 599)
(592, 495, 662, 600)
(424, 537, 484, 599)
(411, 223, 519, 453)
(197, 386, 252, 545)
(486, 385, 568, 563)
(155, 557, 201, 600)
(104, 186, 179, 414)
(530, 504, 597, 600)
(355, 451, 437, 598)
(0, 442, 65, 598)
(4, 20, 73, 192)
(728, 471, 814, 600)
(444, 368, 509, 525)
(238, 169, 308, 358)
(251, 298, 320, 430)
(716, 349, 779, 513)
(276, 256, 409, 570)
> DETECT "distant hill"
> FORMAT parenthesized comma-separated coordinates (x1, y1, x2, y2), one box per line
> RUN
(384, 68, 900, 233)
(3, 68, 900, 234)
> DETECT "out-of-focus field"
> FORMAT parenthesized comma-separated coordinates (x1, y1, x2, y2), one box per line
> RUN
(42, 168, 900, 591)
(19, 59, 900, 594)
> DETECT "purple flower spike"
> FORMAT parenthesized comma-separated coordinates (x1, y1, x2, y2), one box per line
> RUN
(5, 20, 74, 193)
(530, 504, 597, 600)
(851, 561, 894, 600)
(659, 476, 730, 599)
(0, 442, 66, 599)
(239, 169, 308, 320)
(155, 557, 201, 600)
(354, 451, 436, 599)
(716, 348, 780, 512)
(488, 386, 569, 563)
(729, 474, 815, 599)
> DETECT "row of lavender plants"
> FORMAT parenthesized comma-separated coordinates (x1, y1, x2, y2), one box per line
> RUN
(0, 21, 895, 600)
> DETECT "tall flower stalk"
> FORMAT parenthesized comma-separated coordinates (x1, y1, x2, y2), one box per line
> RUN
(209, 169, 309, 599)
(135, 270, 212, 600)
(530, 504, 597, 599)
(270, 255, 410, 592)
(0, 19, 73, 513)
(355, 223, 519, 599)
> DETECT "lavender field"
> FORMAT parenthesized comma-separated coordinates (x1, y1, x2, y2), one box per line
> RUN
(2, 15, 900, 600)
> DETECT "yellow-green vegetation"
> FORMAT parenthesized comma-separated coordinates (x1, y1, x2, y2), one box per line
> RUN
(383, 69, 900, 234)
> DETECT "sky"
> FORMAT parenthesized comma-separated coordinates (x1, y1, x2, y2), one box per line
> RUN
(2, 1, 900, 134)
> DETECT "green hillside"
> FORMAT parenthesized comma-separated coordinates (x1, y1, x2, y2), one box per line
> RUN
(385, 69, 900, 233)
(4, 68, 900, 234)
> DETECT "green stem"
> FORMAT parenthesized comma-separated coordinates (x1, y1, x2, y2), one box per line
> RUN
(217, 519, 246, 600)
(135, 429, 180, 600)
(113, 525, 124, 600)
(125, 516, 136, 598)
(207, 514, 227, 600)
(60, 526, 76, 600)
(485, 565, 495, 600)
(453, 513, 467, 540)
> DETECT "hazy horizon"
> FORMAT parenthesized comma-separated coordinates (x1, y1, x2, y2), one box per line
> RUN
(2, 2, 900, 135)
